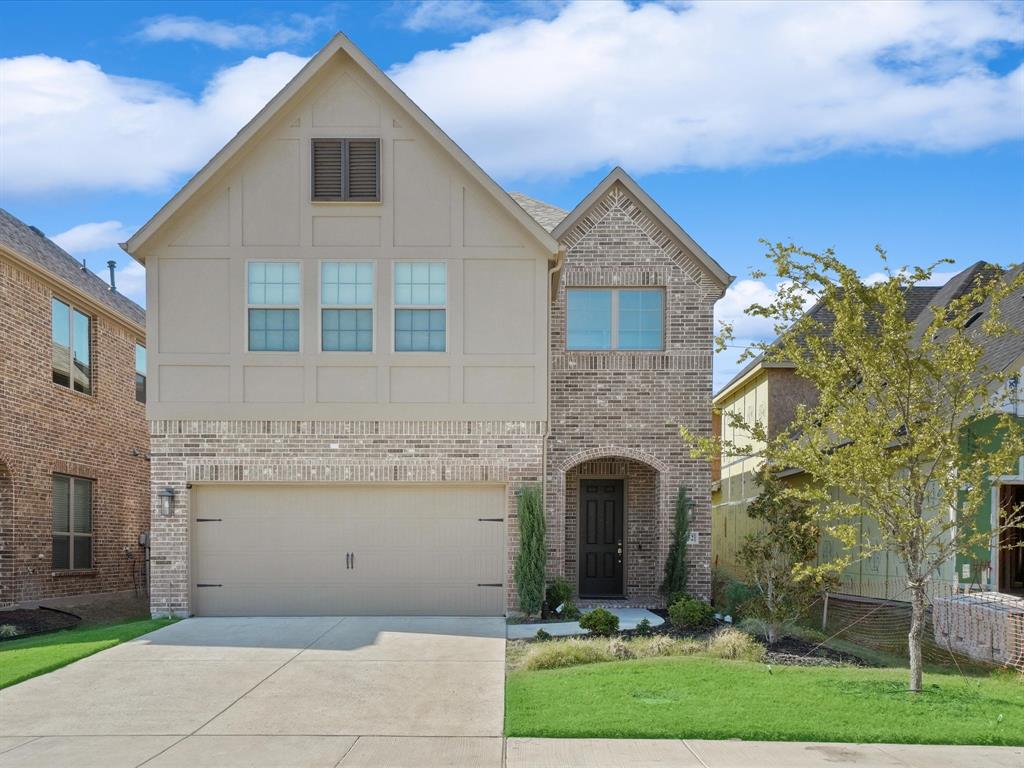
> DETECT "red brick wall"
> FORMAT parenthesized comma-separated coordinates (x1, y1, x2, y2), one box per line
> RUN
(0, 255, 150, 606)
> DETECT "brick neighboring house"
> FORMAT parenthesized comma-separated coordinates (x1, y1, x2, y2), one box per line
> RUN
(0, 209, 150, 608)
(123, 33, 732, 617)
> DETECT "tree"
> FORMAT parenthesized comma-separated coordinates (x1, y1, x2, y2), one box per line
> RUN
(738, 467, 834, 644)
(661, 485, 692, 602)
(514, 485, 546, 617)
(687, 244, 1024, 692)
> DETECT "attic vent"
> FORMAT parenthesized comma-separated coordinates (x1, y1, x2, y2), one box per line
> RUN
(311, 138, 380, 202)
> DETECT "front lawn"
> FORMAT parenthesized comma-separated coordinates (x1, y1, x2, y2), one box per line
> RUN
(505, 655, 1024, 745)
(0, 618, 174, 689)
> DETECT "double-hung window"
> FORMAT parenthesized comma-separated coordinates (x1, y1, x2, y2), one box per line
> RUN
(248, 262, 300, 352)
(394, 262, 446, 352)
(566, 288, 664, 350)
(135, 343, 147, 403)
(52, 474, 92, 571)
(321, 262, 374, 351)
(52, 298, 92, 393)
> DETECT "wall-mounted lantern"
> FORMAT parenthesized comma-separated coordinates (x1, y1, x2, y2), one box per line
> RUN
(158, 486, 176, 517)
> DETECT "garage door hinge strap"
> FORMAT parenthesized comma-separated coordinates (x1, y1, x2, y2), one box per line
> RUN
(477, 518, 504, 522)
(196, 583, 223, 588)
(196, 518, 222, 522)
(477, 583, 503, 587)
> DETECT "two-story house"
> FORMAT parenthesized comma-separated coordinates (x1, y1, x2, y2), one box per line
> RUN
(124, 33, 731, 618)
(0, 209, 150, 608)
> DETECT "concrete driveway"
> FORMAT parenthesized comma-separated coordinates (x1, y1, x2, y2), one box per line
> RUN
(0, 616, 506, 767)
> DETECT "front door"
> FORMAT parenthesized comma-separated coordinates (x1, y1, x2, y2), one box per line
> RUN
(579, 480, 624, 597)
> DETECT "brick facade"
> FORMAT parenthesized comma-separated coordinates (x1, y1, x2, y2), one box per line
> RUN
(546, 183, 718, 603)
(0, 255, 149, 607)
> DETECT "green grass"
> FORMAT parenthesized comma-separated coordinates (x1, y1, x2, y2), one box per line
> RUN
(0, 618, 175, 689)
(506, 656, 1024, 745)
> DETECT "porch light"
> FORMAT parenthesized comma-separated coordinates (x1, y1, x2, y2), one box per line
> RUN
(158, 487, 176, 517)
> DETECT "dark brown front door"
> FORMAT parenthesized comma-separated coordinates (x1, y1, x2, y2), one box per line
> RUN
(579, 480, 624, 597)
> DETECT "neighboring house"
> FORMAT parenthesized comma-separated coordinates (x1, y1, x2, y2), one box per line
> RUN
(122, 33, 731, 618)
(711, 263, 1024, 600)
(0, 209, 149, 608)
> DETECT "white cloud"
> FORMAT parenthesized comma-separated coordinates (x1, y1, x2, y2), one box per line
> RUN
(138, 13, 331, 49)
(402, 1, 563, 32)
(51, 220, 131, 253)
(392, 0, 1024, 179)
(113, 260, 147, 305)
(0, 52, 307, 194)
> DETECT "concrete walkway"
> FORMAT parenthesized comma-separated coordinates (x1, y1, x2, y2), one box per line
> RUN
(507, 607, 664, 639)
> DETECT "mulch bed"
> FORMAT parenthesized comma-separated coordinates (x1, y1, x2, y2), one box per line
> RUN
(0, 607, 80, 641)
(764, 636, 871, 667)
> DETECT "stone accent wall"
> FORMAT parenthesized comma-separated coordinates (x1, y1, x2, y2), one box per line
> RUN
(0, 255, 149, 607)
(547, 183, 718, 603)
(149, 419, 545, 616)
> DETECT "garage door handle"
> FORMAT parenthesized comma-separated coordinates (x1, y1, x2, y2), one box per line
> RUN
(196, 518, 222, 522)
(477, 583, 503, 587)
(196, 583, 222, 588)
(478, 518, 504, 522)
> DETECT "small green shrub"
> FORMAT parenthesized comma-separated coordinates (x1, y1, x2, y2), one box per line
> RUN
(630, 635, 704, 659)
(579, 608, 619, 637)
(0, 625, 20, 639)
(633, 618, 653, 636)
(720, 580, 758, 619)
(669, 596, 715, 630)
(559, 600, 581, 621)
(534, 628, 552, 642)
(706, 628, 766, 662)
(545, 577, 573, 609)
(514, 485, 546, 617)
(522, 639, 614, 670)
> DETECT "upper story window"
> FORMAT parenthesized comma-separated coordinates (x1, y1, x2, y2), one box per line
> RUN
(248, 262, 300, 352)
(52, 474, 92, 571)
(51, 297, 92, 394)
(322, 262, 374, 352)
(566, 288, 664, 351)
(311, 138, 381, 202)
(135, 343, 147, 403)
(394, 262, 446, 352)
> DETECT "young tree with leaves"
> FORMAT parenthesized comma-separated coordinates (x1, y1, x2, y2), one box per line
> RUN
(687, 244, 1024, 692)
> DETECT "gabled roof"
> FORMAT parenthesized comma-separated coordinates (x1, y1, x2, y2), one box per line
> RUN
(508, 193, 567, 233)
(0, 208, 145, 330)
(714, 284, 941, 404)
(124, 33, 559, 260)
(552, 167, 732, 289)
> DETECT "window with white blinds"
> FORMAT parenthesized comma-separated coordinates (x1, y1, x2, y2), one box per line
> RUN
(311, 138, 380, 201)
(52, 475, 92, 571)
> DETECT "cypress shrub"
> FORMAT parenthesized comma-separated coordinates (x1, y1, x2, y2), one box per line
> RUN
(661, 485, 692, 599)
(514, 485, 546, 617)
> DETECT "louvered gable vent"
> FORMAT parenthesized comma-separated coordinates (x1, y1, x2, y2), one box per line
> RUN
(311, 138, 380, 202)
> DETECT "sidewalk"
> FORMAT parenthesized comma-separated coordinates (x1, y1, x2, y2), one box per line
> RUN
(505, 738, 1024, 768)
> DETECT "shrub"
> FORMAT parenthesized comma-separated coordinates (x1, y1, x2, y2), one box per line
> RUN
(522, 639, 614, 670)
(633, 618, 653, 636)
(545, 577, 573, 610)
(514, 485, 546, 617)
(661, 485, 692, 598)
(669, 596, 715, 630)
(630, 635, 704, 659)
(579, 608, 619, 637)
(716, 578, 758, 620)
(534, 628, 552, 642)
(559, 600, 582, 621)
(706, 628, 766, 662)
(0, 625, 20, 639)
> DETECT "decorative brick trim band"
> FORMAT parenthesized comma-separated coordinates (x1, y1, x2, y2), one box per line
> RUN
(551, 352, 711, 371)
(557, 446, 670, 475)
(151, 420, 547, 437)
(557, 185, 720, 299)
(185, 461, 526, 484)
(561, 266, 673, 288)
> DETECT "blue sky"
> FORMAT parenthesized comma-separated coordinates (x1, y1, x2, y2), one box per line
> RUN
(2, 0, 1022, 388)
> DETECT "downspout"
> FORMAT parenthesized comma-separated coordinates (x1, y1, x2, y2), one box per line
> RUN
(543, 244, 566, 538)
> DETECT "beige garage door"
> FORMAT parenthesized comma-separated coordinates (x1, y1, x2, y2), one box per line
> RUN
(191, 484, 506, 616)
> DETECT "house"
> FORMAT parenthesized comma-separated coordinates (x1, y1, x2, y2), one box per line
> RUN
(122, 33, 731, 618)
(711, 263, 1024, 600)
(0, 209, 149, 608)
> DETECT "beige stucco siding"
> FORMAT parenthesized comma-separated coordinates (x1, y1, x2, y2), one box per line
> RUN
(139, 54, 550, 421)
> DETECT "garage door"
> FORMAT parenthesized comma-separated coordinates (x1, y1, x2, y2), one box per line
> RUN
(191, 484, 506, 616)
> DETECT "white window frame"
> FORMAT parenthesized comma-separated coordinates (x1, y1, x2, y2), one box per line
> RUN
(319, 261, 375, 353)
(566, 287, 666, 351)
(393, 261, 448, 353)
(245, 260, 302, 353)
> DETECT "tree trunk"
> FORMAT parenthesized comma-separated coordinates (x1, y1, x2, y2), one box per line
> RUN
(908, 580, 927, 693)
